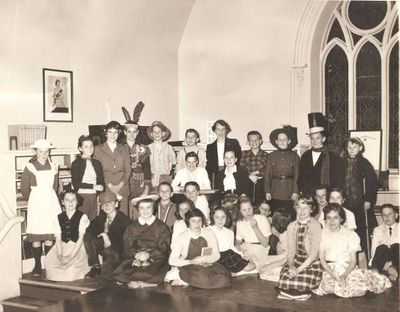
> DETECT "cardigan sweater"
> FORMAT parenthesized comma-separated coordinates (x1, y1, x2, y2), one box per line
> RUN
(286, 217, 322, 266)
(71, 157, 105, 192)
(169, 228, 220, 267)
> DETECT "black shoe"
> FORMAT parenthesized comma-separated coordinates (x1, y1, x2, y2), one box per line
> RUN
(85, 266, 101, 278)
(32, 265, 42, 277)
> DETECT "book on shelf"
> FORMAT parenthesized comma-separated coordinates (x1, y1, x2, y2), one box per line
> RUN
(8, 124, 47, 150)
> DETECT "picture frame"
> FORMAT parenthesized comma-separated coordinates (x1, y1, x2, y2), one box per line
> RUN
(349, 130, 382, 173)
(42, 68, 73, 122)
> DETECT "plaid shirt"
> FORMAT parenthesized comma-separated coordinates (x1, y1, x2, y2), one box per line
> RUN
(240, 150, 268, 174)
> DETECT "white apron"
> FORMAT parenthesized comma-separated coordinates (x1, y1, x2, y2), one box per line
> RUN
(26, 162, 61, 235)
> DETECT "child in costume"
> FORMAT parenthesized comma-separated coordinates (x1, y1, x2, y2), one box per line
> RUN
(46, 188, 90, 281)
(21, 139, 61, 277)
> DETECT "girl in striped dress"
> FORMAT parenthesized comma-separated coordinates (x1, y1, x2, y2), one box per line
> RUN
(277, 195, 323, 299)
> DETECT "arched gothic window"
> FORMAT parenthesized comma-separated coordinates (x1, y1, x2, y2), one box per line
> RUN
(322, 1, 399, 170)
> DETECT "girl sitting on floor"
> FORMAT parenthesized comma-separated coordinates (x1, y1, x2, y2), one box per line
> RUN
(46, 187, 90, 281)
(171, 199, 195, 246)
(277, 195, 323, 300)
(167, 209, 231, 289)
(113, 198, 171, 288)
(235, 196, 272, 268)
(208, 207, 255, 273)
(314, 203, 391, 297)
(327, 187, 357, 231)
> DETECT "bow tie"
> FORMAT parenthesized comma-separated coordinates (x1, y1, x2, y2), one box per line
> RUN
(311, 147, 324, 153)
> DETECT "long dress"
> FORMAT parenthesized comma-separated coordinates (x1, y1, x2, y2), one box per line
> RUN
(22, 160, 61, 242)
(314, 227, 392, 297)
(45, 210, 90, 281)
(278, 223, 323, 291)
(113, 217, 171, 284)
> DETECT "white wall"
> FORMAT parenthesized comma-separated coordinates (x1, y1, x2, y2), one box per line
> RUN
(178, 0, 309, 146)
(0, 0, 195, 152)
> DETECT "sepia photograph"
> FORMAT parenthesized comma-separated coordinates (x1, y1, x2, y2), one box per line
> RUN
(0, 0, 398, 311)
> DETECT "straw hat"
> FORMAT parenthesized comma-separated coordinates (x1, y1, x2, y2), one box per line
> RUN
(31, 139, 55, 149)
(146, 121, 171, 141)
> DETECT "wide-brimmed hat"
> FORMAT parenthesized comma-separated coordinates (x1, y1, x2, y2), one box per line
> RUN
(147, 121, 171, 141)
(269, 126, 297, 150)
(31, 139, 55, 149)
(307, 113, 326, 135)
(130, 194, 160, 206)
(99, 192, 117, 205)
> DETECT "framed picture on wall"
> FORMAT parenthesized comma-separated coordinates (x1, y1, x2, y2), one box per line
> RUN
(349, 130, 382, 173)
(43, 68, 73, 122)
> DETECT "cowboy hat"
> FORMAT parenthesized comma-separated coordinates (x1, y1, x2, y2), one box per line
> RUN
(269, 126, 297, 150)
(146, 121, 171, 141)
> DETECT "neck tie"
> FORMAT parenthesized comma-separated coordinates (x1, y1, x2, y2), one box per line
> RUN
(105, 215, 112, 233)
(389, 227, 392, 237)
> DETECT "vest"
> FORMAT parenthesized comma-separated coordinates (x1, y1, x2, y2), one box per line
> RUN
(58, 210, 84, 243)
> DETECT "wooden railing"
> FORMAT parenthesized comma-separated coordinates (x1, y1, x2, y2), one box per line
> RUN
(0, 188, 24, 244)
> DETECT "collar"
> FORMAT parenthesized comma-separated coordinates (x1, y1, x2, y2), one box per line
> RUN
(386, 223, 396, 230)
(297, 217, 311, 225)
(107, 141, 117, 151)
(311, 146, 324, 153)
(189, 228, 203, 239)
(138, 215, 156, 225)
(106, 210, 117, 222)
(225, 165, 237, 175)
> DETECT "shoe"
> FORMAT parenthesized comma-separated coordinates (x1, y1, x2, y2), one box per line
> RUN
(85, 266, 101, 278)
(32, 265, 42, 277)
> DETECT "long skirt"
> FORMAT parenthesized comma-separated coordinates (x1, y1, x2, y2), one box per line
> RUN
(313, 262, 392, 298)
(179, 263, 232, 289)
(278, 259, 323, 291)
(113, 257, 170, 285)
(45, 241, 90, 281)
(218, 249, 249, 273)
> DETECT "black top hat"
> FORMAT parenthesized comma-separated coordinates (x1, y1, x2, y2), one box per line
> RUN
(307, 113, 326, 134)
(269, 126, 297, 150)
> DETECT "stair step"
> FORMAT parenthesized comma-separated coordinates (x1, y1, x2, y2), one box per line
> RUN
(18, 273, 113, 301)
(1, 296, 55, 312)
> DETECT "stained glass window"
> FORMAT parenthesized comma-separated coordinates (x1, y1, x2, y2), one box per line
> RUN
(389, 42, 399, 169)
(348, 1, 387, 30)
(356, 42, 381, 131)
(325, 46, 348, 149)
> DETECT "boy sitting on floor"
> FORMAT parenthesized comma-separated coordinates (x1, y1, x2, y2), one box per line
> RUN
(84, 192, 130, 278)
(371, 204, 399, 282)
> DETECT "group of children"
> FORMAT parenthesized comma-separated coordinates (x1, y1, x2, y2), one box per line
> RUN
(19, 112, 398, 301)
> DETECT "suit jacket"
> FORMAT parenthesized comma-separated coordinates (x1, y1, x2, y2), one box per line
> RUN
(93, 143, 132, 197)
(86, 210, 130, 256)
(298, 149, 340, 195)
(215, 165, 250, 197)
(71, 157, 105, 192)
(206, 138, 242, 179)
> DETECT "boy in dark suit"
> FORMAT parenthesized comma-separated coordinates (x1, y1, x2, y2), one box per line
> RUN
(298, 113, 340, 195)
(84, 192, 130, 278)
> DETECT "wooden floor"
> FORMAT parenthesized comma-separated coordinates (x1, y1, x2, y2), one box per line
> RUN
(36, 275, 399, 312)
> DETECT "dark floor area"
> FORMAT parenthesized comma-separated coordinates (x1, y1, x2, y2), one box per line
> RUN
(35, 275, 399, 312)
